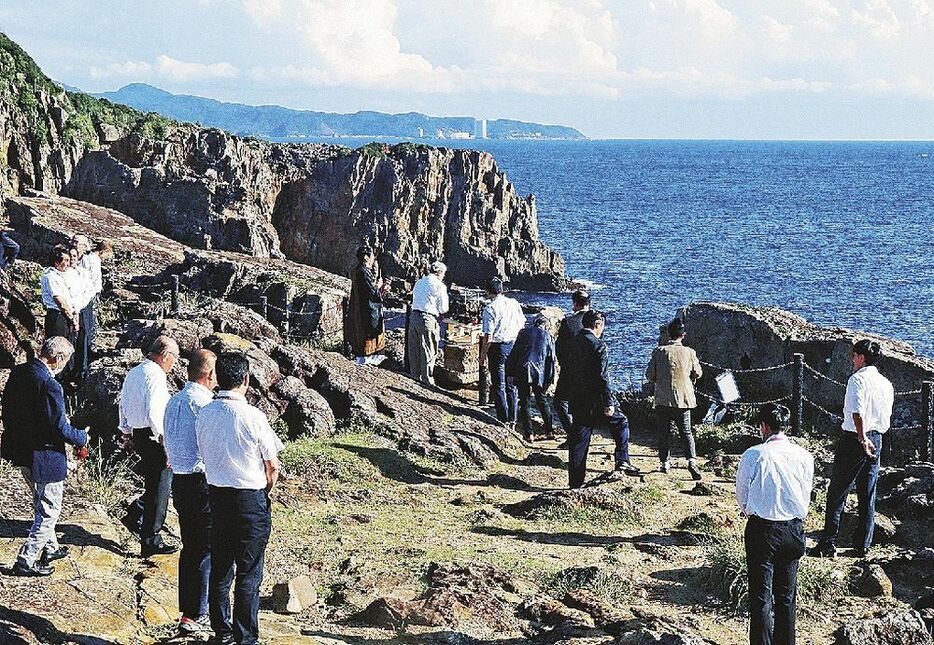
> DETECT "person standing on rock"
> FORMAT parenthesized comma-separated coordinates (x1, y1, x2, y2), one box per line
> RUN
(554, 289, 591, 444)
(505, 314, 556, 443)
(808, 339, 893, 559)
(736, 403, 813, 645)
(479, 277, 525, 425)
(163, 349, 217, 635)
(74, 237, 110, 380)
(1, 337, 89, 577)
(196, 352, 282, 645)
(41, 245, 79, 343)
(408, 260, 449, 385)
(65, 243, 92, 379)
(347, 245, 387, 366)
(561, 310, 640, 488)
(119, 335, 180, 557)
(646, 318, 704, 481)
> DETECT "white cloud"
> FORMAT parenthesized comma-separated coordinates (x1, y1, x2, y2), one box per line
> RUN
(89, 55, 238, 82)
(851, 0, 901, 39)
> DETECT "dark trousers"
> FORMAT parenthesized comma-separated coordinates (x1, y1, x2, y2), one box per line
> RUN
(173, 472, 212, 619)
(568, 412, 631, 489)
(516, 381, 554, 438)
(656, 405, 697, 462)
(74, 299, 97, 378)
(820, 432, 882, 551)
(44, 309, 72, 340)
(554, 397, 572, 433)
(209, 486, 271, 645)
(131, 428, 173, 550)
(487, 342, 517, 423)
(745, 516, 805, 645)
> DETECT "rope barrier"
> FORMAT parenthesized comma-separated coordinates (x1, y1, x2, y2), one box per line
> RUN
(803, 363, 848, 388)
(802, 396, 843, 422)
(894, 389, 923, 397)
(698, 359, 793, 373)
(696, 389, 792, 407)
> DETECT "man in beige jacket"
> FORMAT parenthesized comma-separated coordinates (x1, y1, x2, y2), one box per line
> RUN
(646, 318, 703, 480)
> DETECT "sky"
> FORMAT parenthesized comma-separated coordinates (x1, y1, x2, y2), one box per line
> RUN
(2, 0, 933, 139)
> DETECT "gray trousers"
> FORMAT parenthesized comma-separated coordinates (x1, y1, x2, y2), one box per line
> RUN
(17, 468, 64, 568)
(407, 310, 440, 385)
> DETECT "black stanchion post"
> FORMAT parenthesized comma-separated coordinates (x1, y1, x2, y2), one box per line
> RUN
(341, 296, 350, 356)
(283, 287, 291, 341)
(792, 353, 804, 435)
(403, 304, 411, 373)
(260, 295, 268, 321)
(170, 275, 180, 315)
(923, 381, 933, 461)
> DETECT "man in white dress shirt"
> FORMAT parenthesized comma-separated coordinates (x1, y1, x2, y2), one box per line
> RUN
(74, 237, 110, 379)
(736, 403, 813, 645)
(40, 245, 78, 341)
(196, 352, 282, 645)
(808, 339, 894, 559)
(479, 277, 526, 424)
(163, 349, 217, 634)
(119, 335, 180, 556)
(408, 260, 449, 385)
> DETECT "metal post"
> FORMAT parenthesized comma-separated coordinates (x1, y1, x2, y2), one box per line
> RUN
(341, 296, 350, 356)
(260, 295, 268, 321)
(403, 304, 411, 373)
(282, 287, 291, 341)
(170, 275, 180, 315)
(792, 353, 804, 435)
(923, 381, 933, 461)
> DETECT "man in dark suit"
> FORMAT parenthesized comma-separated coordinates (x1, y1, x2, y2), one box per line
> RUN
(506, 314, 556, 443)
(1, 336, 89, 576)
(559, 310, 639, 488)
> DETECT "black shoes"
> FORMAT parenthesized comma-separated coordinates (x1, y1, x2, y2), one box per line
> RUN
(42, 546, 69, 563)
(616, 462, 642, 477)
(120, 514, 142, 535)
(687, 461, 703, 481)
(807, 542, 836, 558)
(12, 561, 54, 577)
(141, 542, 178, 557)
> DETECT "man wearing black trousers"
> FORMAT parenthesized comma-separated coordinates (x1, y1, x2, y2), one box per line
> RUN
(163, 349, 217, 635)
(197, 352, 282, 645)
(808, 339, 893, 559)
(736, 403, 813, 645)
(561, 310, 639, 488)
(554, 289, 591, 438)
(119, 336, 180, 557)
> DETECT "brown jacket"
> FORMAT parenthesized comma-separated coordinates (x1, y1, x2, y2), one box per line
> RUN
(646, 340, 702, 409)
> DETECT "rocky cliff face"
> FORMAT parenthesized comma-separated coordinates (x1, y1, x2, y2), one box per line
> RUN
(272, 144, 566, 289)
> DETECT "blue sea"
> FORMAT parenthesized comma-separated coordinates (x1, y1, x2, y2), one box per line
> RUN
(291, 137, 934, 378)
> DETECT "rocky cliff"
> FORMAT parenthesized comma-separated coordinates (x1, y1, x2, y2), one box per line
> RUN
(0, 33, 566, 290)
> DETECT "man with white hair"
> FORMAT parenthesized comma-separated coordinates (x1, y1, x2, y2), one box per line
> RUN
(408, 260, 449, 385)
(1, 337, 89, 576)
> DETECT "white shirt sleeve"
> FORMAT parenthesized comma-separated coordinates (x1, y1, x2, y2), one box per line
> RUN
(481, 305, 493, 335)
(118, 388, 131, 435)
(147, 373, 170, 439)
(735, 450, 754, 515)
(254, 414, 284, 460)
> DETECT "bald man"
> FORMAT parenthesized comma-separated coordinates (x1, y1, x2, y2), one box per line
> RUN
(119, 336, 180, 556)
(163, 349, 217, 634)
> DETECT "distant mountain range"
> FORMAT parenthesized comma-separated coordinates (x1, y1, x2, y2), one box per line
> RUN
(92, 83, 586, 141)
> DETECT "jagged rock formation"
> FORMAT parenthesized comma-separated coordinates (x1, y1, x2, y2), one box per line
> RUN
(679, 302, 934, 465)
(0, 32, 566, 290)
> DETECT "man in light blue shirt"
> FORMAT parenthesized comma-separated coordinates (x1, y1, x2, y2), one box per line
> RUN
(736, 403, 813, 645)
(163, 349, 217, 635)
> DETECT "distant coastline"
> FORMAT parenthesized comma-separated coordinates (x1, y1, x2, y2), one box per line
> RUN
(90, 83, 587, 141)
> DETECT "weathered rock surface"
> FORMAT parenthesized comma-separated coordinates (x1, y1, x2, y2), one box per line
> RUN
(833, 609, 933, 645)
(680, 302, 934, 464)
(503, 485, 642, 520)
(272, 575, 318, 614)
(850, 563, 893, 597)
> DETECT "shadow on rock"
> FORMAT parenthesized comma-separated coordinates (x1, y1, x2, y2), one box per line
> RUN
(0, 605, 121, 645)
(0, 519, 125, 557)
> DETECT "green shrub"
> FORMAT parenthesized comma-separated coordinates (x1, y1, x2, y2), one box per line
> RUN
(542, 565, 633, 601)
(72, 445, 141, 515)
(357, 142, 388, 159)
(694, 422, 759, 456)
(279, 437, 379, 483)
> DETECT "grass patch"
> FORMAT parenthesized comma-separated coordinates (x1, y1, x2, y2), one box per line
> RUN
(541, 565, 633, 601)
(526, 483, 665, 528)
(71, 444, 141, 515)
(703, 533, 847, 612)
(279, 435, 380, 484)
(694, 422, 759, 456)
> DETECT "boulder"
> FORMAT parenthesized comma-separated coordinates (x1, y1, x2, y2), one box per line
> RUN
(503, 485, 643, 521)
(201, 333, 282, 393)
(272, 376, 336, 439)
(523, 598, 595, 628)
(850, 563, 893, 597)
(272, 576, 318, 614)
(833, 610, 932, 645)
(840, 511, 899, 545)
(118, 317, 213, 357)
